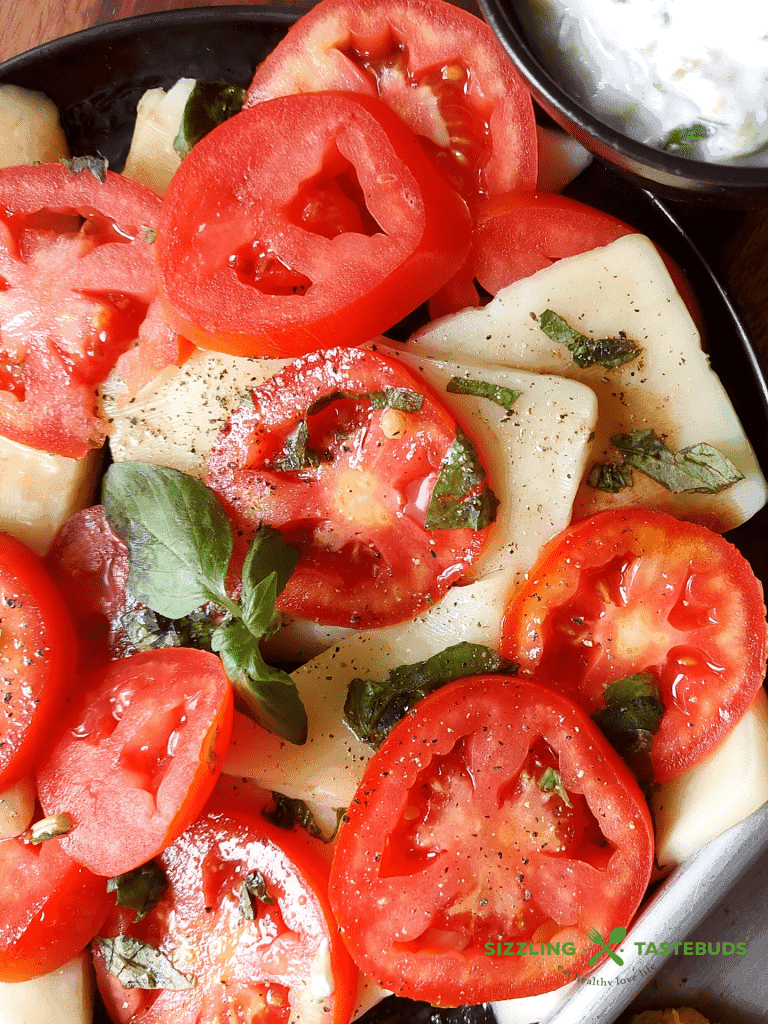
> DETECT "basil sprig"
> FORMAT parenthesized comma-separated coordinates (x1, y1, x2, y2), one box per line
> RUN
(103, 462, 307, 744)
(344, 641, 518, 749)
(173, 80, 245, 159)
(425, 426, 499, 530)
(538, 309, 640, 369)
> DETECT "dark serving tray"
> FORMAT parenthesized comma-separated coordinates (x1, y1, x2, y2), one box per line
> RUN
(2, 7, 767, 1024)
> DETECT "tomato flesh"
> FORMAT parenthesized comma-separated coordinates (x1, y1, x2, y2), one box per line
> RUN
(93, 800, 356, 1024)
(207, 347, 494, 628)
(329, 675, 653, 1004)
(501, 509, 768, 780)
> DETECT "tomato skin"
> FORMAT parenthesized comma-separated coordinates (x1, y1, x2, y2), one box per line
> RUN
(0, 821, 114, 982)
(207, 346, 494, 628)
(0, 533, 78, 790)
(36, 648, 234, 877)
(245, 0, 537, 204)
(0, 163, 176, 458)
(156, 91, 472, 358)
(93, 797, 357, 1024)
(501, 509, 768, 780)
(329, 674, 652, 1005)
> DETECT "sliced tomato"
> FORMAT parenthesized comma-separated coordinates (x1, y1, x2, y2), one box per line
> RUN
(0, 163, 181, 458)
(35, 648, 234, 876)
(501, 509, 768, 781)
(207, 346, 496, 628)
(93, 797, 357, 1024)
(244, 0, 537, 205)
(0, 809, 115, 982)
(0, 533, 77, 790)
(329, 675, 653, 1004)
(156, 91, 471, 358)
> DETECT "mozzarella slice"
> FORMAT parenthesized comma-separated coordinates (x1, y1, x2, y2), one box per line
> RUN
(0, 84, 69, 167)
(0, 775, 35, 839)
(652, 687, 768, 870)
(408, 234, 767, 533)
(0, 953, 92, 1024)
(0, 437, 101, 555)
(122, 79, 195, 197)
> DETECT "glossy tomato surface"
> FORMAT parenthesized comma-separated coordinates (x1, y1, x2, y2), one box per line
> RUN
(244, 0, 537, 205)
(36, 648, 234, 876)
(207, 346, 495, 628)
(0, 533, 77, 789)
(93, 799, 357, 1024)
(501, 509, 768, 780)
(0, 163, 181, 458)
(156, 91, 471, 357)
(329, 675, 653, 1005)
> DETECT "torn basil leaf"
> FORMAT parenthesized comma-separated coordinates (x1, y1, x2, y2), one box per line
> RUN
(107, 863, 168, 923)
(173, 80, 245, 159)
(273, 419, 330, 471)
(262, 793, 344, 844)
(612, 430, 744, 493)
(425, 426, 499, 530)
(592, 673, 665, 785)
(60, 154, 108, 182)
(95, 935, 195, 990)
(538, 310, 640, 369)
(446, 377, 522, 411)
(369, 388, 423, 412)
(345, 642, 518, 748)
(238, 870, 274, 920)
(538, 767, 573, 809)
(587, 462, 633, 493)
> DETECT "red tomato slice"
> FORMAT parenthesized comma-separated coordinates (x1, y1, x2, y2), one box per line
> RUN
(329, 675, 653, 1004)
(0, 533, 77, 789)
(156, 91, 472, 358)
(0, 163, 182, 458)
(206, 346, 495, 628)
(36, 648, 234, 876)
(93, 798, 357, 1024)
(244, 0, 537, 204)
(501, 509, 768, 781)
(0, 811, 115, 982)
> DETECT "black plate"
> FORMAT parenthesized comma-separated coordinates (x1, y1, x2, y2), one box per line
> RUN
(2, 7, 768, 1022)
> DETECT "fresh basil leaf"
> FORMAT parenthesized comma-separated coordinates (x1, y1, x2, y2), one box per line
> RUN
(611, 430, 744, 493)
(103, 463, 233, 619)
(345, 642, 518, 748)
(425, 426, 499, 530)
(95, 935, 195, 991)
(664, 122, 710, 155)
(107, 864, 167, 923)
(239, 525, 300, 638)
(262, 792, 344, 843)
(539, 310, 640, 369)
(592, 673, 665, 785)
(587, 462, 633, 492)
(60, 154, 108, 182)
(538, 767, 573, 809)
(173, 80, 245, 159)
(446, 377, 522, 411)
(211, 619, 307, 745)
(238, 870, 274, 920)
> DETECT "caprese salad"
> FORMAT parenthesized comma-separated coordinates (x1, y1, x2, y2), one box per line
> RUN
(0, 2, 767, 1024)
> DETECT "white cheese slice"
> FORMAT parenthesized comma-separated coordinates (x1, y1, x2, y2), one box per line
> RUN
(407, 234, 768, 533)
(653, 686, 768, 870)
(0, 84, 69, 167)
(122, 79, 195, 197)
(0, 952, 92, 1024)
(0, 775, 35, 839)
(0, 436, 101, 555)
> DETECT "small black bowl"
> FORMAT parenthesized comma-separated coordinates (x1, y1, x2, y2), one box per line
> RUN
(480, 0, 768, 208)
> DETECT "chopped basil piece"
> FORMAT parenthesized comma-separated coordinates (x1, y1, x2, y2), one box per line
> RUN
(273, 419, 330, 471)
(587, 462, 633, 492)
(102, 463, 306, 744)
(538, 767, 573, 809)
(538, 310, 640, 369)
(107, 863, 168, 923)
(238, 870, 274, 920)
(173, 81, 245, 159)
(95, 935, 195, 991)
(612, 430, 744, 493)
(60, 154, 108, 182)
(664, 123, 710, 155)
(424, 426, 499, 530)
(446, 376, 522, 411)
(345, 642, 518, 748)
(262, 793, 344, 844)
(369, 388, 423, 412)
(592, 673, 665, 785)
